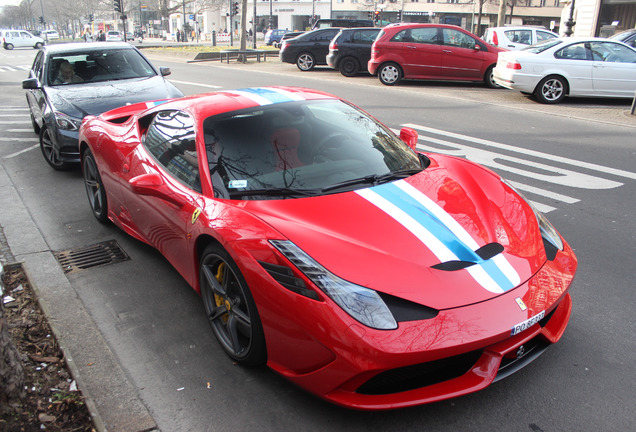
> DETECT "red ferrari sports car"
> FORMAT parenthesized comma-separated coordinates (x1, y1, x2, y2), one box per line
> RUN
(79, 87, 576, 410)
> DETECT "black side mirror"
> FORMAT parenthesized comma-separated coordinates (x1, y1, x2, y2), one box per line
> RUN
(22, 78, 40, 90)
(160, 67, 171, 77)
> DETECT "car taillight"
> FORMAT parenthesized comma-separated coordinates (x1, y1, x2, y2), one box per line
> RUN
(330, 41, 338, 50)
(506, 62, 522, 70)
(493, 32, 499, 46)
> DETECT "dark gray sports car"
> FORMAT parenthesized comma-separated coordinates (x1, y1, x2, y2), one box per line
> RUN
(23, 42, 184, 170)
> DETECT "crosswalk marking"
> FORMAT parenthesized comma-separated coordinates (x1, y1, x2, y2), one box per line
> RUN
(0, 65, 30, 72)
(397, 123, 635, 214)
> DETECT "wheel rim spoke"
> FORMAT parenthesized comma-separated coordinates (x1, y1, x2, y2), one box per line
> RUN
(202, 263, 227, 297)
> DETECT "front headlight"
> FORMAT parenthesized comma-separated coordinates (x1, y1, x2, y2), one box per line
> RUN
(54, 111, 82, 131)
(270, 240, 398, 330)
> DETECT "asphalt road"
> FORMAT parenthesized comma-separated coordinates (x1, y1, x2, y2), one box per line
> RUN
(1, 47, 635, 432)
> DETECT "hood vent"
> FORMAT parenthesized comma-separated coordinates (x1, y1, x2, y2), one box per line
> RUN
(431, 242, 504, 272)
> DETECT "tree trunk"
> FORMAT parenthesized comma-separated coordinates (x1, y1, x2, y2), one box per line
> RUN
(497, 0, 506, 27)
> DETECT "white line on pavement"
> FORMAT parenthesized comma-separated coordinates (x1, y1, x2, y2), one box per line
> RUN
(2, 144, 38, 159)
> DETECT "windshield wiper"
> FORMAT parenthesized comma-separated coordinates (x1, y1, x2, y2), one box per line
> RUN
(321, 168, 423, 193)
(228, 187, 318, 199)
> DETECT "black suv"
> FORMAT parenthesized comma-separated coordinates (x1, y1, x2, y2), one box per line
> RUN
(279, 28, 341, 71)
(326, 27, 381, 77)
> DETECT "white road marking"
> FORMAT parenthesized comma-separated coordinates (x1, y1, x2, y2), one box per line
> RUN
(169, 79, 222, 89)
(3, 144, 38, 159)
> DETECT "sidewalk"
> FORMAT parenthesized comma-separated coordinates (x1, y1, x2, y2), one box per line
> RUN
(0, 163, 157, 432)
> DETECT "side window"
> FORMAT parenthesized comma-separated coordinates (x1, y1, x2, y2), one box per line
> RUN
(442, 29, 477, 49)
(390, 30, 409, 42)
(20, 32, 32, 39)
(410, 28, 439, 44)
(554, 43, 589, 60)
(32, 52, 44, 81)
(590, 42, 636, 63)
(536, 31, 555, 43)
(505, 30, 532, 45)
(143, 110, 201, 192)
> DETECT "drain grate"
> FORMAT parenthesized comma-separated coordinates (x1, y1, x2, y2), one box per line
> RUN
(54, 240, 130, 274)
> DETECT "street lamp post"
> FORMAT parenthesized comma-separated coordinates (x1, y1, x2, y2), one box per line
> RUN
(563, 0, 576, 37)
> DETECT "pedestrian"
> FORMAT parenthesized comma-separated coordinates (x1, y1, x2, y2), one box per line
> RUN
(176, 30, 181, 42)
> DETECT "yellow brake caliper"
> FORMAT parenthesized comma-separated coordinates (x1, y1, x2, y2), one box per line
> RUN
(214, 263, 230, 323)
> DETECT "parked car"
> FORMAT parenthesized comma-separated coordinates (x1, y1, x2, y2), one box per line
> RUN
(264, 29, 286, 45)
(312, 18, 374, 30)
(608, 29, 636, 48)
(493, 37, 636, 104)
(327, 27, 381, 77)
(1, 29, 45, 50)
(41, 30, 60, 40)
(483, 26, 558, 50)
(279, 27, 341, 71)
(105, 31, 123, 42)
(273, 31, 305, 48)
(79, 85, 576, 410)
(368, 23, 503, 87)
(22, 42, 183, 169)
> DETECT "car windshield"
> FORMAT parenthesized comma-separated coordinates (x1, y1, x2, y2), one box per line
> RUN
(521, 39, 563, 53)
(48, 49, 157, 86)
(203, 99, 424, 200)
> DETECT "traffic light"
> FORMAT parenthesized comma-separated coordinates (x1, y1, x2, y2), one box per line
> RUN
(368, 11, 373, 19)
(374, 10, 380, 24)
(89, 13, 94, 22)
(114, 0, 121, 12)
(232, 2, 239, 16)
(396, 10, 401, 22)
(39, 16, 44, 24)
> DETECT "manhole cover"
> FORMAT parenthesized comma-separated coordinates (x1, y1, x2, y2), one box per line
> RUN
(54, 240, 129, 274)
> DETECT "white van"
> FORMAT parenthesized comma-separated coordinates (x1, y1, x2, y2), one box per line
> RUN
(482, 26, 557, 50)
(1, 29, 45, 50)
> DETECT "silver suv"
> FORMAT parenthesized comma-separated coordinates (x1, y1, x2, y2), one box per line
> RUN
(482, 26, 557, 50)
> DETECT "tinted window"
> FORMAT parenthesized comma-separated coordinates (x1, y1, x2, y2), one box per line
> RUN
(351, 29, 380, 44)
(202, 100, 422, 200)
(411, 28, 439, 44)
(310, 30, 339, 41)
(143, 110, 200, 192)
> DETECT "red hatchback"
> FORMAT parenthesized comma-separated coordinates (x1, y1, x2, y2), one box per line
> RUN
(368, 23, 503, 87)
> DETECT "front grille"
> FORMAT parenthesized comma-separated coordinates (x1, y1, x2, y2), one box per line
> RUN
(356, 350, 483, 395)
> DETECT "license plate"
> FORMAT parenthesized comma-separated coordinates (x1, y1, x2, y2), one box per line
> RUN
(511, 310, 545, 336)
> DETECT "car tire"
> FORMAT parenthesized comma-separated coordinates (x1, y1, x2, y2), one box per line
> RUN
(484, 65, 500, 89)
(35, 42, 43, 49)
(296, 52, 316, 71)
(534, 75, 568, 104)
(30, 112, 40, 135)
(39, 125, 69, 170)
(82, 148, 109, 223)
(378, 62, 402, 86)
(339, 57, 360, 77)
(200, 243, 267, 366)
(4, 43, 14, 50)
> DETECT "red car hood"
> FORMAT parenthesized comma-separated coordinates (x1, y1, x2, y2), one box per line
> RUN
(244, 155, 546, 310)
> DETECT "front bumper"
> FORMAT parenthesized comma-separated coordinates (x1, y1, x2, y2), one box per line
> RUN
(254, 240, 576, 410)
(54, 127, 81, 163)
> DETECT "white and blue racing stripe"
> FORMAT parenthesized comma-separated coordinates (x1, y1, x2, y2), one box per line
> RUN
(223, 87, 307, 106)
(356, 179, 520, 294)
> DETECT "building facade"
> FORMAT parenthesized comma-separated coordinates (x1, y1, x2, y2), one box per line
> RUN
(561, 0, 636, 37)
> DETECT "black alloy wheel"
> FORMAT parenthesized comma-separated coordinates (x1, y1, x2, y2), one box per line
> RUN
(200, 244, 266, 366)
(39, 125, 69, 170)
(339, 57, 360, 77)
(82, 148, 109, 223)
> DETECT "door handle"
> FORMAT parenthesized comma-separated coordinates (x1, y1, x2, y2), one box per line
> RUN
(443, 49, 452, 53)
